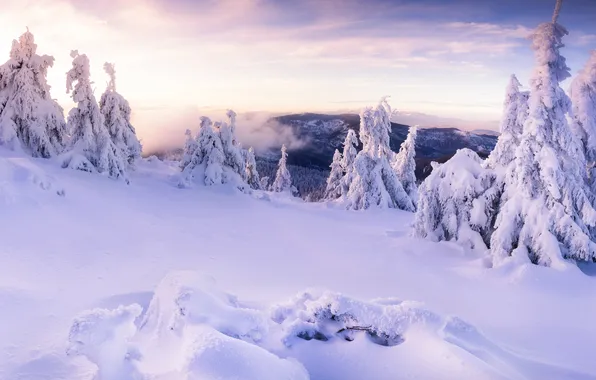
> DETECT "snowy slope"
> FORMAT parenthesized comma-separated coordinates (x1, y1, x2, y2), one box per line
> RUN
(1, 149, 596, 380)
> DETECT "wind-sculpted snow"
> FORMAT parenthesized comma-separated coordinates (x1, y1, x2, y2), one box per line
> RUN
(138, 271, 269, 343)
(65, 271, 594, 380)
(0, 153, 66, 203)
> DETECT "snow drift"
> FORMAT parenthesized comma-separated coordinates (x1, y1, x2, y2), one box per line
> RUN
(67, 271, 592, 380)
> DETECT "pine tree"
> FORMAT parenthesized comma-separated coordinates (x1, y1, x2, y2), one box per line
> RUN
(344, 98, 414, 211)
(0, 29, 66, 157)
(62, 51, 127, 181)
(324, 149, 344, 199)
(486, 75, 529, 169)
(392, 126, 418, 207)
(245, 146, 261, 189)
(180, 129, 198, 169)
(490, 1, 596, 267)
(271, 144, 293, 192)
(99, 62, 142, 167)
(340, 129, 358, 196)
(569, 50, 596, 189)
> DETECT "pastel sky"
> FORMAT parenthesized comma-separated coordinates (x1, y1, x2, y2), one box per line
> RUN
(2, 0, 596, 149)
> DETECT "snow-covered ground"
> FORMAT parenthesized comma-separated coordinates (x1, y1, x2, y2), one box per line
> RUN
(1, 149, 596, 380)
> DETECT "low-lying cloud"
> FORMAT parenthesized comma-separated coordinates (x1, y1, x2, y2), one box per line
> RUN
(137, 107, 309, 157)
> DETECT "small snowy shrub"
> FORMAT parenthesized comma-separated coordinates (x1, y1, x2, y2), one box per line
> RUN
(271, 290, 441, 348)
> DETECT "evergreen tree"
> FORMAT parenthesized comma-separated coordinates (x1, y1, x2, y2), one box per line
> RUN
(245, 146, 261, 189)
(0, 29, 66, 157)
(180, 116, 225, 187)
(392, 126, 418, 207)
(219, 110, 246, 179)
(271, 144, 293, 192)
(62, 50, 127, 181)
(344, 98, 414, 211)
(99, 62, 142, 167)
(324, 149, 343, 199)
(490, 1, 596, 267)
(260, 176, 270, 191)
(486, 75, 529, 169)
(413, 149, 499, 250)
(180, 129, 198, 169)
(569, 50, 596, 189)
(340, 129, 358, 196)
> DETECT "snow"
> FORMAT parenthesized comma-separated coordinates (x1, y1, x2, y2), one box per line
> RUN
(1, 148, 596, 380)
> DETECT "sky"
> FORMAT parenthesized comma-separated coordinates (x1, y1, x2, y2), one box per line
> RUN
(1, 0, 596, 151)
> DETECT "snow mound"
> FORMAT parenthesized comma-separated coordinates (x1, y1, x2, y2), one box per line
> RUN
(67, 271, 306, 379)
(271, 290, 439, 347)
(67, 304, 143, 380)
(139, 271, 268, 343)
(67, 271, 593, 380)
(181, 325, 309, 380)
(0, 153, 66, 203)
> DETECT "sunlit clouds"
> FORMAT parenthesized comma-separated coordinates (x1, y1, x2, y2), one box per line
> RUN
(2, 0, 596, 151)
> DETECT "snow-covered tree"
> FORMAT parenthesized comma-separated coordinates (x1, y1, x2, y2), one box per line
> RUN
(340, 129, 358, 196)
(569, 50, 596, 188)
(413, 149, 499, 250)
(490, 2, 596, 267)
(180, 116, 225, 187)
(341, 129, 358, 169)
(245, 146, 261, 189)
(0, 29, 66, 157)
(486, 75, 529, 169)
(99, 62, 142, 167)
(219, 110, 246, 179)
(344, 98, 414, 211)
(260, 176, 270, 191)
(271, 144, 293, 192)
(62, 51, 127, 181)
(324, 149, 343, 199)
(392, 126, 418, 207)
(180, 129, 198, 169)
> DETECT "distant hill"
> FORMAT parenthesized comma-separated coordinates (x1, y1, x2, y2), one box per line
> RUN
(261, 113, 497, 171)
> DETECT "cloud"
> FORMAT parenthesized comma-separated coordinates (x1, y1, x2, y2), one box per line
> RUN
(139, 107, 308, 156)
(2, 0, 594, 147)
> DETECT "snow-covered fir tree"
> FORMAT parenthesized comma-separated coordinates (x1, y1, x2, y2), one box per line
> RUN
(490, 2, 596, 267)
(569, 50, 596, 189)
(392, 126, 418, 207)
(62, 51, 127, 181)
(271, 144, 293, 192)
(260, 176, 270, 191)
(344, 98, 414, 211)
(180, 116, 225, 187)
(414, 75, 528, 252)
(245, 146, 261, 189)
(180, 129, 198, 169)
(99, 62, 142, 167)
(413, 149, 499, 250)
(219, 110, 246, 179)
(324, 149, 344, 199)
(0, 29, 66, 157)
(340, 129, 358, 196)
(485, 75, 529, 169)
